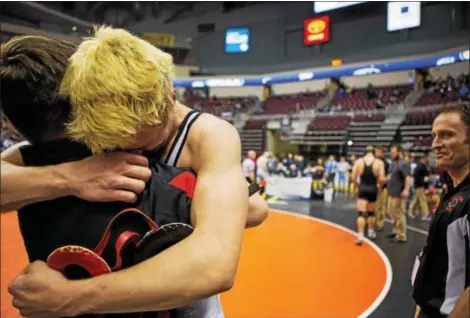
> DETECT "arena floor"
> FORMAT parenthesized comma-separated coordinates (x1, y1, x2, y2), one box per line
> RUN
(1, 195, 428, 318)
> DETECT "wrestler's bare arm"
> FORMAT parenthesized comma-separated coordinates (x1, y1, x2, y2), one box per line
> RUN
(1, 144, 151, 212)
(246, 183, 269, 228)
(72, 121, 248, 314)
(351, 160, 360, 187)
(376, 160, 386, 186)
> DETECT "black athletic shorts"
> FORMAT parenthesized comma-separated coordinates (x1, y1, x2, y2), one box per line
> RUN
(358, 184, 378, 203)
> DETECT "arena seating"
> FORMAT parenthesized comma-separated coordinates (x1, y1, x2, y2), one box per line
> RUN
(412, 135, 433, 151)
(330, 84, 412, 111)
(400, 108, 439, 152)
(414, 91, 459, 107)
(401, 100, 469, 152)
(291, 115, 351, 146)
(352, 114, 386, 122)
(239, 119, 266, 155)
(347, 113, 387, 155)
(186, 96, 257, 116)
(262, 92, 323, 114)
(403, 109, 439, 126)
(307, 115, 351, 131)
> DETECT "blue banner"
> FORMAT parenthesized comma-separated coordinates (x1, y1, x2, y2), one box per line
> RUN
(173, 49, 469, 88)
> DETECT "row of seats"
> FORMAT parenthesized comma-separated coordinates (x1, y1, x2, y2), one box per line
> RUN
(186, 84, 412, 116)
(413, 135, 433, 147)
(240, 119, 267, 156)
(352, 114, 385, 122)
(403, 110, 439, 126)
(307, 116, 351, 131)
(414, 91, 459, 107)
(244, 119, 267, 130)
(186, 96, 257, 116)
(330, 84, 412, 111)
(262, 92, 323, 114)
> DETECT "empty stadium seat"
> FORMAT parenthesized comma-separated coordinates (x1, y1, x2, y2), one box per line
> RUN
(308, 115, 351, 131)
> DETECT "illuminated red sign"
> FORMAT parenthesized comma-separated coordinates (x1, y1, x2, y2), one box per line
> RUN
(304, 16, 330, 45)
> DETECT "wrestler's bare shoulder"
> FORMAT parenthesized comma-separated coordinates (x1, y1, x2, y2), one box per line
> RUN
(186, 113, 238, 146)
(181, 113, 240, 169)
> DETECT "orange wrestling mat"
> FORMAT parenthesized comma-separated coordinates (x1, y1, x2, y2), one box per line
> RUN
(1, 210, 391, 318)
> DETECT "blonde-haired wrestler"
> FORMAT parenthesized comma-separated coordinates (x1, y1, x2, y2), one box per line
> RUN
(8, 26, 268, 317)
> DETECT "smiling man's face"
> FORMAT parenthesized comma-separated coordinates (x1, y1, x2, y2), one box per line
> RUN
(432, 111, 470, 170)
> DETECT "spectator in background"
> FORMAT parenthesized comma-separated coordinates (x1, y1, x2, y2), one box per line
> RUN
(458, 83, 469, 101)
(325, 154, 338, 188)
(266, 152, 277, 175)
(294, 155, 306, 171)
(288, 164, 301, 178)
(243, 150, 257, 183)
(283, 153, 294, 167)
(439, 80, 448, 99)
(348, 154, 357, 166)
(366, 83, 376, 100)
(256, 152, 269, 182)
(274, 162, 289, 177)
(407, 152, 417, 216)
(347, 154, 357, 196)
(375, 146, 390, 232)
(410, 151, 431, 221)
(337, 156, 351, 193)
(387, 145, 411, 243)
(313, 158, 325, 177)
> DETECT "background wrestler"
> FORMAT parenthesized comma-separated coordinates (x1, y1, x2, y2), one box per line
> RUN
(1, 34, 268, 317)
(351, 146, 386, 245)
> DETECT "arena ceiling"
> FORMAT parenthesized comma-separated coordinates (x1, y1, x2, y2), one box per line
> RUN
(4, 2, 265, 28)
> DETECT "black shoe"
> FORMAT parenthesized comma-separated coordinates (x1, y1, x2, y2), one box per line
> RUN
(386, 233, 396, 238)
(390, 237, 407, 243)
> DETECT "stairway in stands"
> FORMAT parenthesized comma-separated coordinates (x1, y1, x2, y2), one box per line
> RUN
(375, 105, 407, 149)
(348, 120, 383, 156)
(239, 119, 266, 156)
(288, 116, 313, 144)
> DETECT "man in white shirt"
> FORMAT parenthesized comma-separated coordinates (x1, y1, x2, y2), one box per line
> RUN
(243, 150, 257, 183)
(337, 156, 351, 193)
(256, 152, 269, 181)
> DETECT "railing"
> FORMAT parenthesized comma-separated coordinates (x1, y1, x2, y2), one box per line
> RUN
(404, 86, 424, 109)
(0, 22, 81, 43)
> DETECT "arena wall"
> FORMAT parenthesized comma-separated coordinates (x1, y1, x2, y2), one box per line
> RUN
(130, 2, 469, 75)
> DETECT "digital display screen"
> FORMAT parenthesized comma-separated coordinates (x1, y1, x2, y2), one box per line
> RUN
(304, 16, 331, 45)
(387, 2, 421, 31)
(313, 1, 367, 13)
(225, 28, 250, 53)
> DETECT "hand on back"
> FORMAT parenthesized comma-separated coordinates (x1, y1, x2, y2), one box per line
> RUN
(67, 152, 151, 203)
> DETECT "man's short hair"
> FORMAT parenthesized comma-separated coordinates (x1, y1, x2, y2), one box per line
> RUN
(435, 103, 470, 143)
(0, 36, 76, 142)
(366, 146, 374, 153)
(60, 26, 175, 153)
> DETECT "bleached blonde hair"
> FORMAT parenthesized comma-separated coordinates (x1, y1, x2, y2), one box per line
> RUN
(60, 26, 175, 153)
